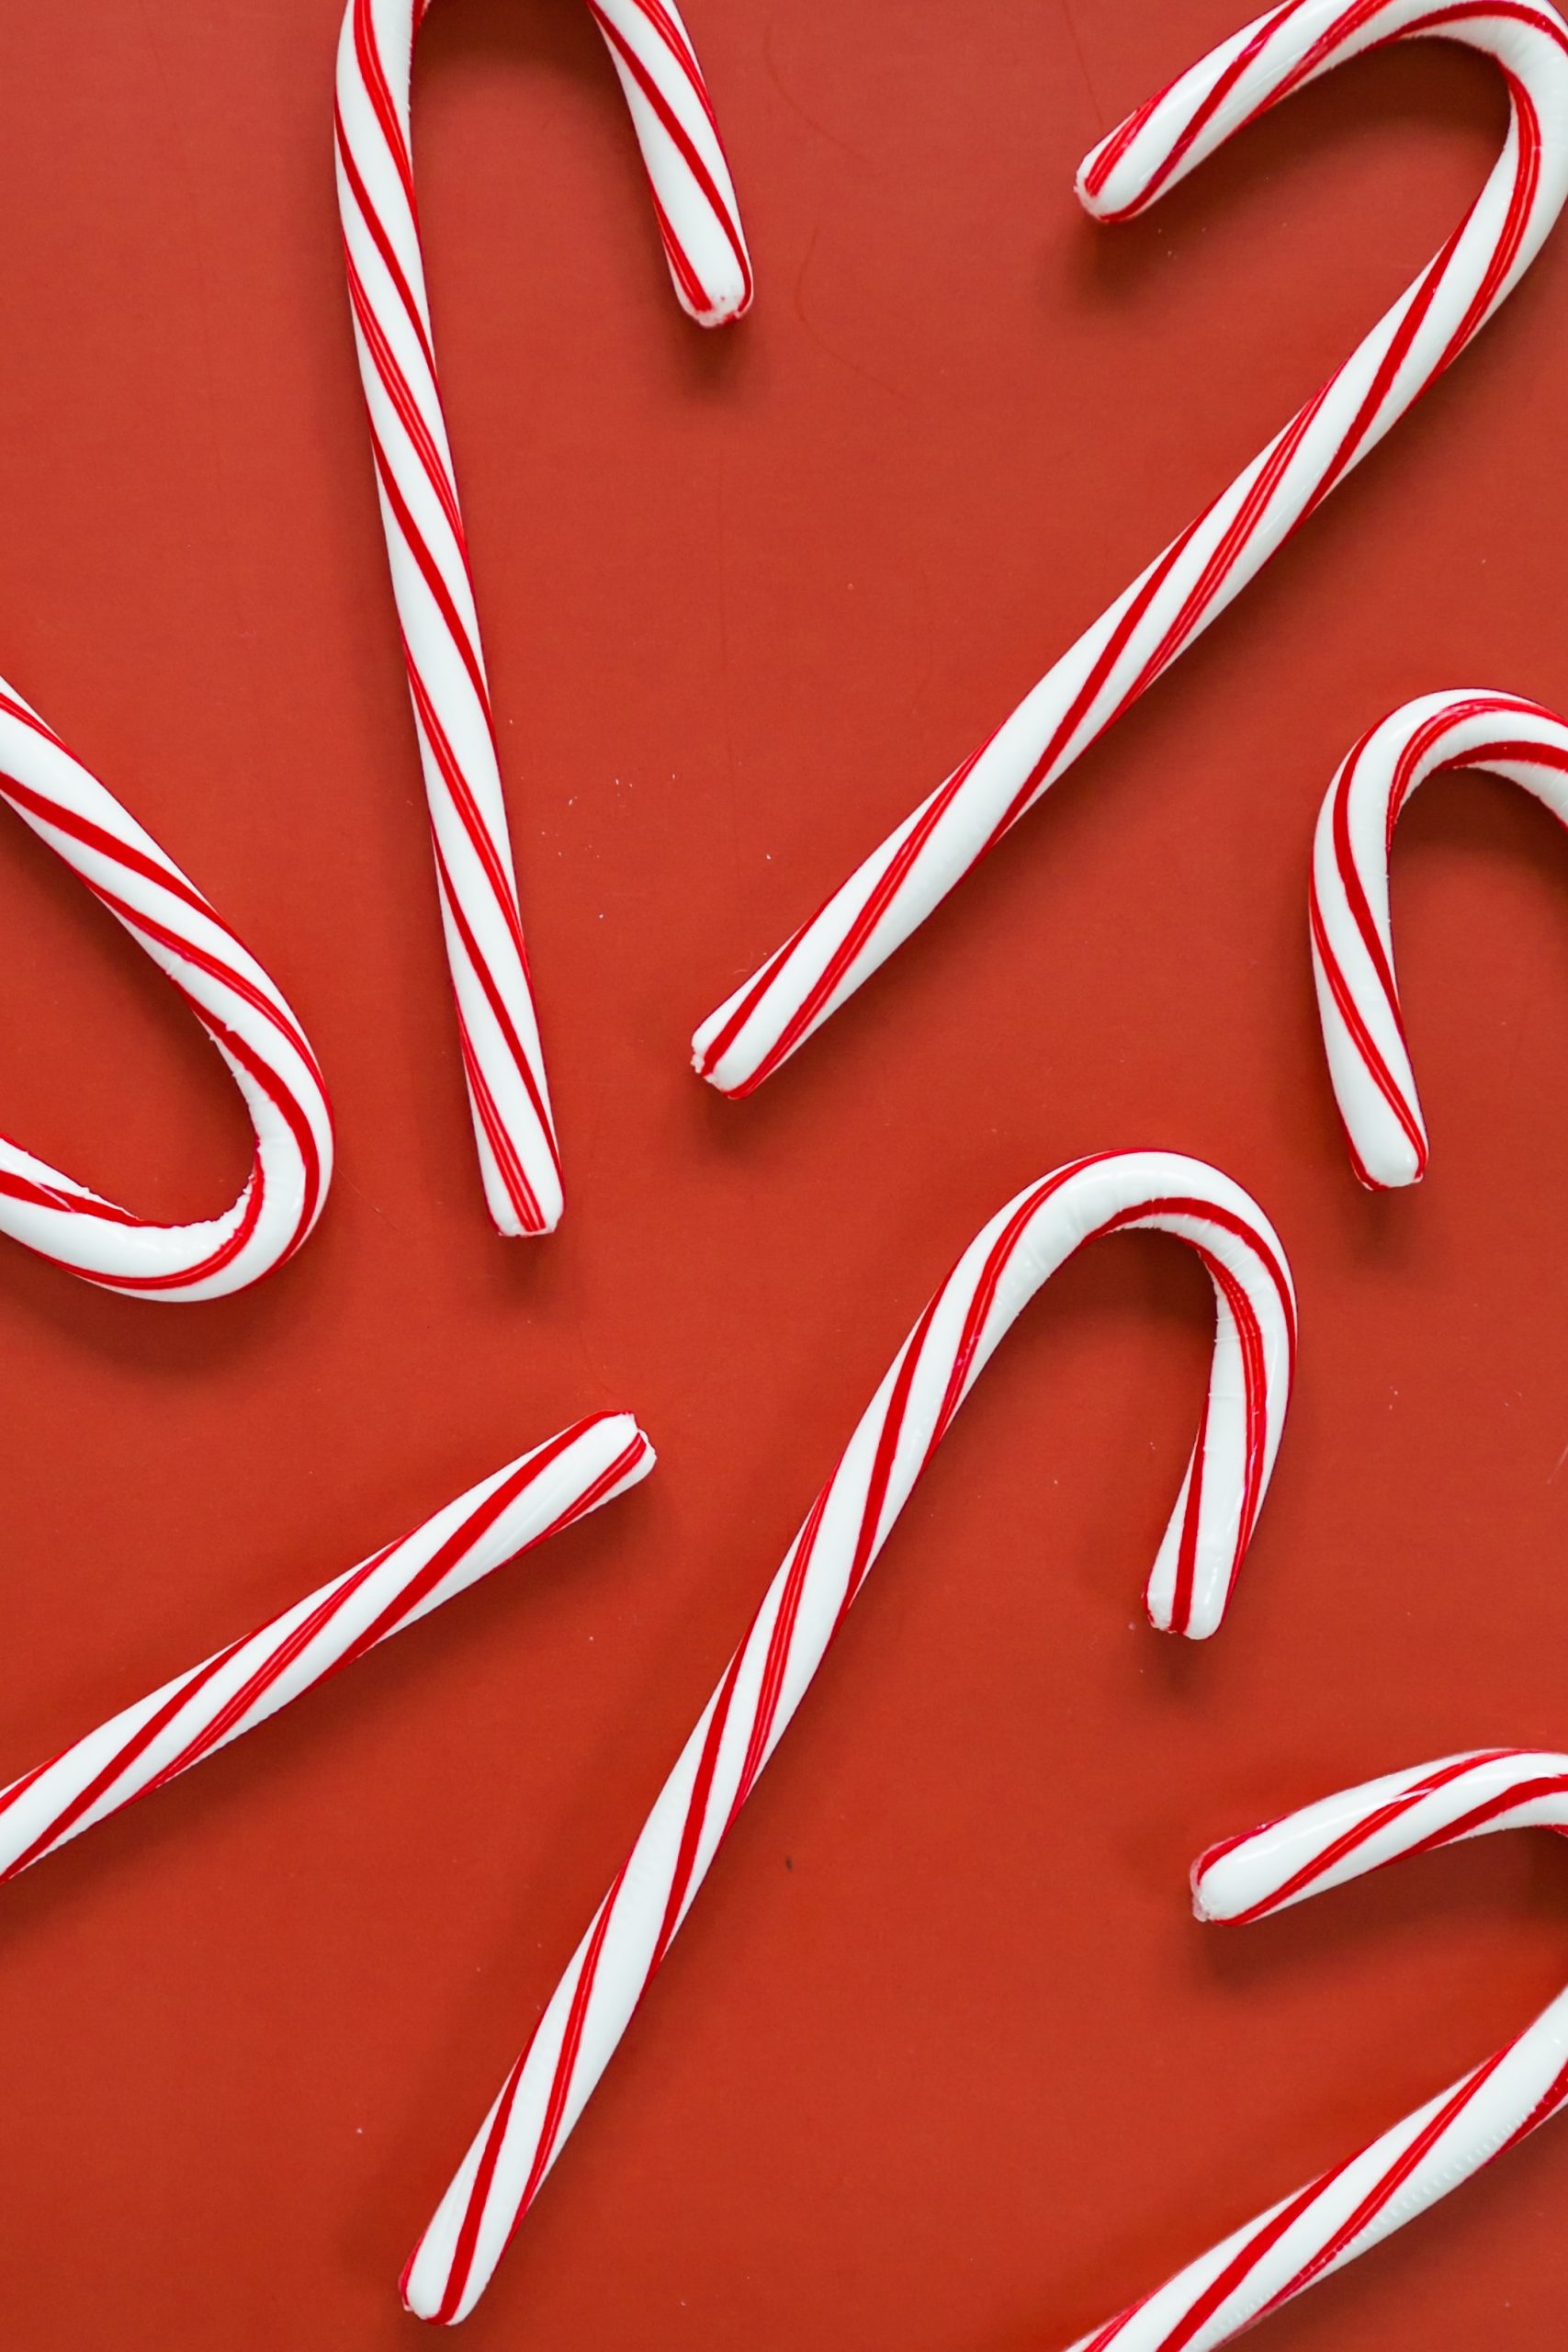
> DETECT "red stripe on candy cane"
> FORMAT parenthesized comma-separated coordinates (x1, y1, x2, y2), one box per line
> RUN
(1066, 1748, 1568, 2349)
(336, 0, 751, 1237)
(1309, 688, 1568, 1185)
(0, 684, 333, 1300)
(694, 0, 1568, 1099)
(0, 1413, 654, 1884)
(400, 1151, 1296, 2324)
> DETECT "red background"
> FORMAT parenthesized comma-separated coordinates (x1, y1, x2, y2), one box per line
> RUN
(3, 3, 1568, 2345)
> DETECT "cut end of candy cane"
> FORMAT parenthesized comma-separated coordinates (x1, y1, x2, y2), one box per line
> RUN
(1073, 119, 1167, 225)
(678, 271, 753, 329)
(690, 955, 799, 1096)
(1190, 1845, 1253, 1923)
(1350, 1140, 1427, 1193)
(689, 1024, 752, 1097)
(475, 1136, 565, 1240)
(400, 2188, 492, 2326)
(492, 1194, 565, 1240)
(400, 2242, 452, 2325)
(1144, 1587, 1223, 1643)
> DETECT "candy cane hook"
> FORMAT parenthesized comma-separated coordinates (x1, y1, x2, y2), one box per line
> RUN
(1311, 687, 1568, 1186)
(1070, 1747, 1568, 2350)
(0, 1412, 652, 1883)
(0, 681, 333, 1299)
(337, 0, 752, 1236)
(401, 1149, 1296, 2323)
(694, 0, 1568, 1098)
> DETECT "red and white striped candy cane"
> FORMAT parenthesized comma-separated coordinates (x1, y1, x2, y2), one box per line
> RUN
(694, 0, 1568, 1098)
(0, 678, 333, 1299)
(0, 1411, 652, 1883)
(336, 0, 752, 1236)
(1070, 1747, 1568, 2350)
(1311, 687, 1568, 1187)
(401, 1149, 1296, 2323)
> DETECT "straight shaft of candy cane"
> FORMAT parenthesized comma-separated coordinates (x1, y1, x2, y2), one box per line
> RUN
(0, 678, 333, 1299)
(337, 0, 750, 1235)
(401, 1150, 1295, 2324)
(1068, 1749, 1568, 2350)
(0, 1412, 653, 1884)
(694, 0, 1568, 1097)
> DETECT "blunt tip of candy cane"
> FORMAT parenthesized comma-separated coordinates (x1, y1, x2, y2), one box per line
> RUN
(1341, 1110, 1428, 1192)
(689, 1028, 755, 1098)
(398, 2243, 452, 2326)
(619, 1418, 659, 1480)
(1072, 141, 1150, 228)
(1143, 1578, 1226, 1644)
(1188, 1838, 1256, 1924)
(486, 1168, 565, 1238)
(685, 282, 753, 330)
(570, 1408, 658, 1489)
(666, 244, 755, 332)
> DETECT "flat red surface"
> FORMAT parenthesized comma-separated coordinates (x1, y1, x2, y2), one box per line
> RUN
(4, 3, 1568, 2345)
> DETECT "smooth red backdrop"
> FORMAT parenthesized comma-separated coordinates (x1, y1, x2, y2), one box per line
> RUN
(3, 3, 1567, 2345)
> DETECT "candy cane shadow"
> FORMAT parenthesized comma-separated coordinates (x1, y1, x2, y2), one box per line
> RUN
(1043, 1825, 1568, 2348)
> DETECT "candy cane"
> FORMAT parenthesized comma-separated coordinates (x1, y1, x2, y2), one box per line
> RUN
(0, 680, 333, 1299)
(694, 0, 1568, 1099)
(1311, 687, 1568, 1187)
(336, 0, 752, 1236)
(0, 1411, 652, 1883)
(401, 1148, 1296, 2323)
(1069, 1747, 1568, 2350)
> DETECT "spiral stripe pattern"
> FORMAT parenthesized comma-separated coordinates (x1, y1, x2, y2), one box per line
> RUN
(1310, 687, 1568, 1186)
(337, 0, 751, 1234)
(401, 1150, 1296, 2323)
(1069, 1747, 1568, 2350)
(0, 1412, 653, 1884)
(0, 679, 333, 1299)
(694, 0, 1568, 1097)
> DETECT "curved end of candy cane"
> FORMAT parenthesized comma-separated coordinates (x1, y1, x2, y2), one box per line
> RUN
(1310, 684, 1568, 1193)
(587, 0, 755, 332)
(1133, 1167, 1296, 1645)
(0, 684, 337, 1299)
(1070, 16, 1262, 227)
(1189, 1748, 1568, 1924)
(1076, 0, 1568, 237)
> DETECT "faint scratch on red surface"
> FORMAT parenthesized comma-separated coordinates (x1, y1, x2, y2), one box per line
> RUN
(762, 17, 874, 166)
(1058, 0, 1108, 136)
